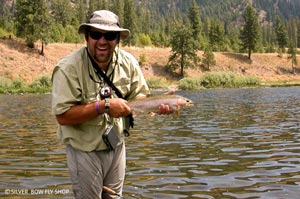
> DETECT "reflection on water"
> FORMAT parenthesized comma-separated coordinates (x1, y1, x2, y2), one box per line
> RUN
(0, 94, 71, 199)
(1, 87, 300, 199)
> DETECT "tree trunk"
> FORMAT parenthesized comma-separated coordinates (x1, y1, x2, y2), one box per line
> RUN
(180, 54, 184, 78)
(40, 42, 44, 56)
(248, 49, 251, 60)
(292, 62, 296, 75)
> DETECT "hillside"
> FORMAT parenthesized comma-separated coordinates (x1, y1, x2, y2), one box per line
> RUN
(0, 38, 299, 86)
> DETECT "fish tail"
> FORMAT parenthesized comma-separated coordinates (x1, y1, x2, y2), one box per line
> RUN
(175, 104, 180, 117)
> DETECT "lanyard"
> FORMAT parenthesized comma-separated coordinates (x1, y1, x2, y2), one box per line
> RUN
(86, 47, 134, 130)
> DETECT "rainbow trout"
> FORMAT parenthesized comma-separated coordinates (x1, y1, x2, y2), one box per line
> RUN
(128, 94, 193, 116)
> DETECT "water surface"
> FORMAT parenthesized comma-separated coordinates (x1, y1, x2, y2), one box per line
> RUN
(1, 87, 299, 198)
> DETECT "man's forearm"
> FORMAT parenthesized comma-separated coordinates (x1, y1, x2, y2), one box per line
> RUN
(56, 101, 104, 125)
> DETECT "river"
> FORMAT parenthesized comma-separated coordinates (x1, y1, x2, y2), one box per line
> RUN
(0, 87, 299, 199)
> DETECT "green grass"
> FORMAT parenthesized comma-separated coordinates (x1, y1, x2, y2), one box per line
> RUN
(178, 77, 203, 90)
(1, 72, 296, 94)
(146, 77, 170, 90)
(0, 75, 52, 94)
(178, 72, 261, 90)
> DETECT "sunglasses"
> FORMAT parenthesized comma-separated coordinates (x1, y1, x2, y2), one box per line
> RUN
(89, 31, 119, 41)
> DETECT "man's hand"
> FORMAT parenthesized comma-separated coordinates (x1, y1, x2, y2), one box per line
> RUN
(156, 104, 174, 115)
(157, 89, 176, 114)
(109, 98, 132, 118)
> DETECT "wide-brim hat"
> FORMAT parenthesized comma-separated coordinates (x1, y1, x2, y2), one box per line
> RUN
(78, 10, 130, 40)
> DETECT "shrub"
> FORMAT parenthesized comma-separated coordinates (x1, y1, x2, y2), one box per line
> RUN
(178, 77, 202, 90)
(0, 75, 52, 94)
(64, 25, 82, 43)
(146, 77, 169, 89)
(11, 79, 25, 89)
(2, 79, 29, 93)
(139, 54, 147, 65)
(0, 77, 12, 93)
(138, 33, 152, 47)
(0, 27, 9, 38)
(200, 72, 260, 88)
(30, 75, 51, 88)
(29, 75, 52, 93)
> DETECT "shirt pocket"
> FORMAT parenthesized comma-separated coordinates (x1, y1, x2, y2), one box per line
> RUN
(114, 77, 131, 97)
(81, 88, 99, 104)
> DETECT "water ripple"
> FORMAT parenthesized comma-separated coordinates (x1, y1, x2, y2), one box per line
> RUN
(1, 87, 300, 198)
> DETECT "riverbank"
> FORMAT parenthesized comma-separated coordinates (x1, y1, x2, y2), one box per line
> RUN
(0, 39, 299, 88)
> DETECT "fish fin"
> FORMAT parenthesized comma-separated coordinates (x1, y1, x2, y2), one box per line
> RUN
(164, 89, 175, 95)
(132, 111, 138, 118)
(175, 105, 180, 117)
(149, 111, 156, 116)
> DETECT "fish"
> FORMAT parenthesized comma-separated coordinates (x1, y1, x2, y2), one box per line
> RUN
(128, 94, 193, 116)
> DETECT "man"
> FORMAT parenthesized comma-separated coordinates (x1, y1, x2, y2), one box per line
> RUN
(51, 10, 172, 199)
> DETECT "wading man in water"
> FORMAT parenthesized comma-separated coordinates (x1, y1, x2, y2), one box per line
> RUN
(51, 10, 172, 199)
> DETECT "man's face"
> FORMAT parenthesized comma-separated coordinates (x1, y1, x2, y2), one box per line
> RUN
(87, 28, 119, 69)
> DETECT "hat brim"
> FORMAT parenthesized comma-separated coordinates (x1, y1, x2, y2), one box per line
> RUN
(78, 23, 130, 40)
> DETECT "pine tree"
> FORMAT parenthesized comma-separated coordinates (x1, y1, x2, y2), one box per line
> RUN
(15, 0, 51, 54)
(51, 0, 73, 27)
(188, 0, 201, 43)
(203, 16, 211, 37)
(240, 4, 260, 60)
(209, 19, 225, 51)
(202, 47, 216, 70)
(274, 15, 288, 54)
(297, 20, 300, 48)
(123, 0, 136, 45)
(77, 0, 88, 24)
(0, 0, 14, 32)
(35, 0, 51, 55)
(168, 24, 200, 78)
(113, 0, 124, 27)
(226, 24, 240, 52)
(287, 42, 298, 74)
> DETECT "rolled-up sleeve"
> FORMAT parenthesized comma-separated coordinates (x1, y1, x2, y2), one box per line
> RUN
(51, 63, 81, 115)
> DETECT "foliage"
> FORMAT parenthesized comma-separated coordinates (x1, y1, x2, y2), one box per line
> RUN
(287, 42, 298, 74)
(178, 72, 261, 90)
(0, 75, 52, 94)
(209, 19, 225, 51)
(48, 23, 66, 43)
(146, 77, 169, 89)
(15, 0, 51, 50)
(1, 0, 300, 52)
(139, 54, 147, 65)
(239, 5, 260, 60)
(200, 72, 261, 88)
(0, 0, 14, 32)
(0, 77, 11, 88)
(123, 0, 136, 46)
(178, 77, 202, 90)
(51, 0, 77, 27)
(0, 27, 11, 38)
(0, 78, 26, 94)
(29, 75, 52, 89)
(188, 0, 201, 49)
(138, 33, 152, 47)
(64, 25, 82, 43)
(202, 47, 216, 70)
(168, 24, 200, 78)
(274, 16, 288, 53)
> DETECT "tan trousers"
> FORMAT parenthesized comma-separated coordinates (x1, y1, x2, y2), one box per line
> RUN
(66, 143, 126, 199)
